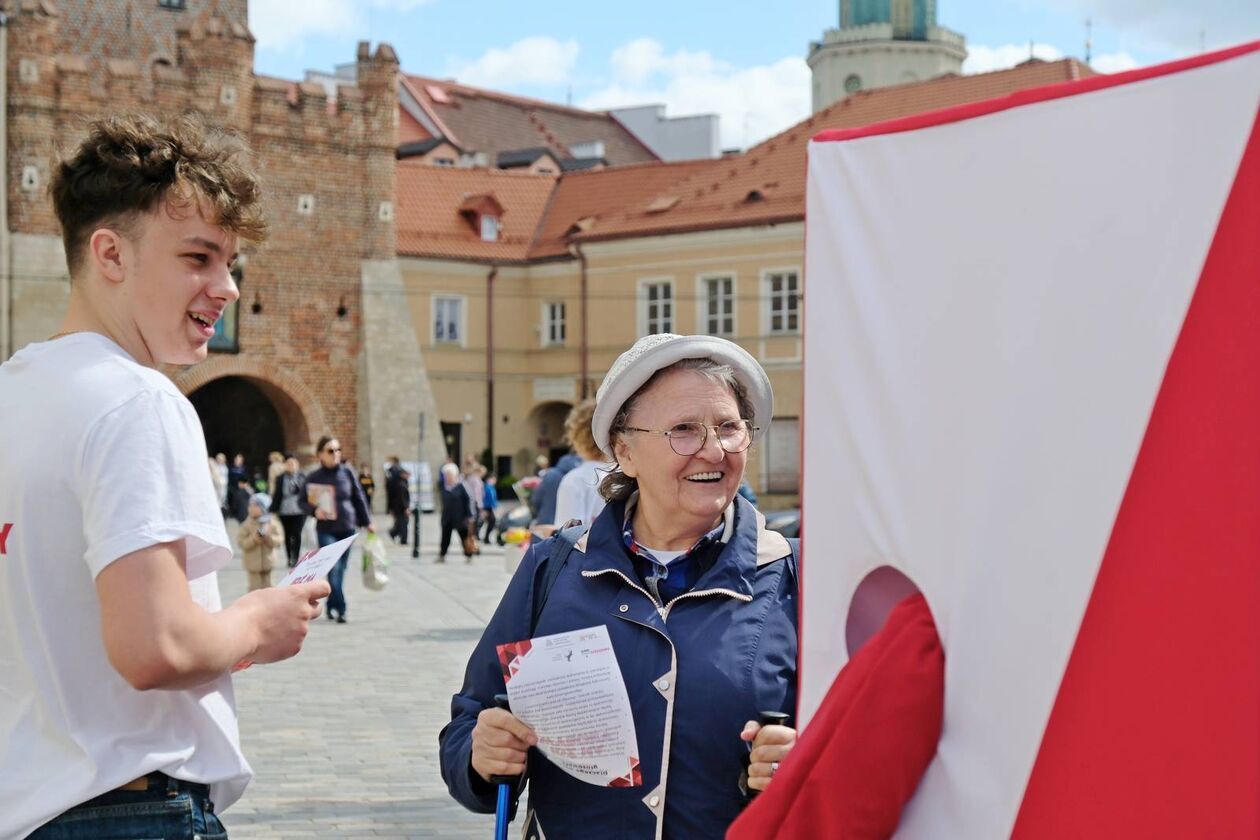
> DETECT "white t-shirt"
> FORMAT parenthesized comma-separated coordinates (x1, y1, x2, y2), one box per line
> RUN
(0, 334, 251, 839)
(553, 459, 611, 527)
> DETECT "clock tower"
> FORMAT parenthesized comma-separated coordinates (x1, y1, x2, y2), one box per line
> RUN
(808, 0, 967, 111)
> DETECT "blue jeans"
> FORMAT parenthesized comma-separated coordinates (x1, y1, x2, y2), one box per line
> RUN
(318, 530, 354, 618)
(30, 774, 226, 839)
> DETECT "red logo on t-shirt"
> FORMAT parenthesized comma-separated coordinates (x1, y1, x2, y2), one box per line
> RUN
(0, 523, 11, 555)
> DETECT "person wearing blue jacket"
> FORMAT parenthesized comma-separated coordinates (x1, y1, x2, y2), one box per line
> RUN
(440, 334, 799, 839)
(302, 435, 374, 622)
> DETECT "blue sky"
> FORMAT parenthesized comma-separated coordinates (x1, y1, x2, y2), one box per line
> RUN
(249, 0, 1259, 149)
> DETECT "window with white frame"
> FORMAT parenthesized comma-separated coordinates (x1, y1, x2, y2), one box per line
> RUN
(766, 270, 800, 333)
(701, 275, 735, 336)
(642, 280, 673, 336)
(543, 301, 566, 346)
(480, 214, 500, 242)
(433, 296, 464, 344)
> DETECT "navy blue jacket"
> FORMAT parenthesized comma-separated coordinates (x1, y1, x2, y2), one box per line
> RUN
(533, 453, 582, 525)
(302, 463, 371, 537)
(439, 495, 798, 839)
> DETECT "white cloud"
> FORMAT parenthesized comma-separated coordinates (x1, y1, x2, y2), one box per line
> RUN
(963, 42, 1064, 74)
(1090, 52, 1141, 74)
(249, 0, 433, 53)
(448, 37, 581, 87)
(583, 39, 810, 150)
(964, 41, 1140, 77)
(249, 0, 351, 51)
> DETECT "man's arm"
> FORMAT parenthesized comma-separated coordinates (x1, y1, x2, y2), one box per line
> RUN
(96, 540, 328, 691)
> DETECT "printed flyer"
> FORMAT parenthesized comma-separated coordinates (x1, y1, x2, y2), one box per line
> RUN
(497, 625, 641, 788)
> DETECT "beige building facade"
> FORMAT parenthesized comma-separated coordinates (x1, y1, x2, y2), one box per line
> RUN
(400, 222, 806, 503)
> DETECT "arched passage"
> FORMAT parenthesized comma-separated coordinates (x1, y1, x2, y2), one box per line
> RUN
(189, 377, 289, 480)
(174, 358, 327, 464)
(526, 400, 574, 467)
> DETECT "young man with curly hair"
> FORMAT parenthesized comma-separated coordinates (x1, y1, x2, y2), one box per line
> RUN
(0, 113, 330, 839)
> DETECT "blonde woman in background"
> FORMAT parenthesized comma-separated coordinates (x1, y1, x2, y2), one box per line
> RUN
(553, 399, 613, 528)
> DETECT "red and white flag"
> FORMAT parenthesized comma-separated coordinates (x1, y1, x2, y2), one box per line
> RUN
(796, 41, 1260, 838)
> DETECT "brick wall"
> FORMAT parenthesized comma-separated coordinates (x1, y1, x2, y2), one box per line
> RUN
(4, 3, 422, 472)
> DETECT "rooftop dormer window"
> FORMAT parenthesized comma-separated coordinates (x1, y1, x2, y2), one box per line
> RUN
(458, 192, 505, 243)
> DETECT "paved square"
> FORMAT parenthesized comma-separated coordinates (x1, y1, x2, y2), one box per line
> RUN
(219, 514, 516, 838)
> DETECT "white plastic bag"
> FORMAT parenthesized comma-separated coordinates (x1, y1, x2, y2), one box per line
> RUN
(361, 533, 389, 591)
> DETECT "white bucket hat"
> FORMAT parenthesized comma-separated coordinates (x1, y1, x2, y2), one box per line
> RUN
(593, 333, 773, 457)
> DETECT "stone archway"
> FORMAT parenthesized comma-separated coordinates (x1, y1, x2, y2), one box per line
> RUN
(173, 357, 326, 462)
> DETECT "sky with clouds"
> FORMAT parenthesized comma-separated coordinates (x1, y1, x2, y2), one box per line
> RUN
(249, 0, 1259, 150)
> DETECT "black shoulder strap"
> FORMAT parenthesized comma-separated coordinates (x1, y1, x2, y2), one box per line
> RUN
(529, 524, 588, 636)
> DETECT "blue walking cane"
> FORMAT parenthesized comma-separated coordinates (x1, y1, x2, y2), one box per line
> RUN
(490, 693, 520, 840)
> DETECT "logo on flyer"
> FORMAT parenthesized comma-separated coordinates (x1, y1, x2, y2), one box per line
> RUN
(0, 522, 11, 555)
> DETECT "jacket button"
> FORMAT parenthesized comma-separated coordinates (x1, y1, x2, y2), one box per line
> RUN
(619, 604, 629, 613)
(649, 795, 661, 807)
(657, 679, 670, 691)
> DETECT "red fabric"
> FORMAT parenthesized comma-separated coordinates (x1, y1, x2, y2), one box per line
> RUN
(812, 40, 1260, 146)
(1011, 111, 1260, 835)
(727, 594, 943, 840)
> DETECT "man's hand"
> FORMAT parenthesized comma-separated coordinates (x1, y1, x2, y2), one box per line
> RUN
(741, 720, 797, 792)
(231, 580, 329, 664)
(470, 707, 537, 782)
(98, 541, 329, 691)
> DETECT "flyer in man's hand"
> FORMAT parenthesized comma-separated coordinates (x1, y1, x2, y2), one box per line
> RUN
(496, 625, 642, 788)
(277, 533, 357, 587)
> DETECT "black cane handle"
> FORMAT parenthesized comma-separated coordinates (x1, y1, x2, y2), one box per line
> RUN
(488, 693, 522, 786)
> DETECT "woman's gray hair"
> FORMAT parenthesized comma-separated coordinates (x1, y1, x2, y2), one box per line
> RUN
(598, 357, 755, 503)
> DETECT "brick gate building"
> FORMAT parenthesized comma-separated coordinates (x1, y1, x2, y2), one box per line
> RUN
(0, 0, 448, 478)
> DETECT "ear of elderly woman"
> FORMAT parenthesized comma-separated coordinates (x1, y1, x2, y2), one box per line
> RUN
(440, 334, 800, 839)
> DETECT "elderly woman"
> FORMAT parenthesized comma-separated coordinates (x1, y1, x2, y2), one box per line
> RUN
(440, 334, 799, 839)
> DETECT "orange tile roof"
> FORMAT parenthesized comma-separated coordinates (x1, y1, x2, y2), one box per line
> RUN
(401, 74, 659, 166)
(395, 59, 1096, 262)
(397, 107, 433, 145)
(395, 162, 558, 263)
(564, 59, 1095, 244)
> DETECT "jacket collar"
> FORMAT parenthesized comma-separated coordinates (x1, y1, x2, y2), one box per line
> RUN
(579, 493, 790, 599)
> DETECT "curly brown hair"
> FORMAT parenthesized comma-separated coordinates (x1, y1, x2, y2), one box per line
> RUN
(563, 398, 600, 461)
(51, 112, 268, 277)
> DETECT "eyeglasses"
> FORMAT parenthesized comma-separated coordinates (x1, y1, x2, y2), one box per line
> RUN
(323, 447, 341, 454)
(623, 420, 758, 457)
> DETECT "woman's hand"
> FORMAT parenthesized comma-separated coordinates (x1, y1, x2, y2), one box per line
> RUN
(741, 720, 797, 792)
(471, 707, 538, 783)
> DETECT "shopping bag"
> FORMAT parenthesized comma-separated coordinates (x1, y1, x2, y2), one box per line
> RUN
(361, 533, 390, 591)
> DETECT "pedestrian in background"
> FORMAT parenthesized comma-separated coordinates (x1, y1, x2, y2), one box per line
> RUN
(532, 444, 582, 532)
(266, 450, 285, 496)
(385, 456, 411, 544)
(480, 470, 499, 543)
(358, 463, 376, 509)
(271, 454, 307, 568)
(228, 452, 247, 489)
(210, 453, 228, 516)
(461, 456, 484, 555)
(303, 435, 374, 623)
(238, 493, 283, 591)
(553, 399, 613, 528)
(438, 463, 474, 563)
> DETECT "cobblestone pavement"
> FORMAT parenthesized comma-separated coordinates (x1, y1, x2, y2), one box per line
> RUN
(218, 513, 516, 839)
